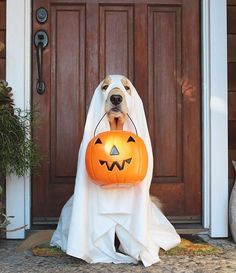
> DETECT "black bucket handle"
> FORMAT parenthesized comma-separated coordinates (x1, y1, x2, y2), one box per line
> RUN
(94, 113, 138, 137)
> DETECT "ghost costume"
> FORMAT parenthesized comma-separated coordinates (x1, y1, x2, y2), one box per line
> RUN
(50, 75, 181, 266)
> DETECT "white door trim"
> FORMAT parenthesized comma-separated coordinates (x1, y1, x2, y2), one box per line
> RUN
(6, 0, 31, 239)
(6, 0, 228, 238)
(202, 0, 228, 237)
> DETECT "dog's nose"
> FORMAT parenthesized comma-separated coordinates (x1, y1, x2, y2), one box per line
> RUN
(110, 95, 123, 106)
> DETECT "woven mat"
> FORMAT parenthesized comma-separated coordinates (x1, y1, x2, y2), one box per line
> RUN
(32, 235, 222, 257)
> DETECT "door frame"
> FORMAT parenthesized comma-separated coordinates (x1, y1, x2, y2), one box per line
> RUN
(6, 0, 228, 238)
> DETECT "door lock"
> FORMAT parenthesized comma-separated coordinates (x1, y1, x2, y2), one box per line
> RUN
(36, 7, 48, 24)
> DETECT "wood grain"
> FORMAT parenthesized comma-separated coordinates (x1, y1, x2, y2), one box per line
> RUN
(99, 5, 134, 81)
(0, 0, 6, 80)
(228, 5, 236, 34)
(228, 34, 236, 62)
(32, 0, 201, 221)
(0, 1, 6, 30)
(148, 5, 182, 182)
(228, 1, 236, 193)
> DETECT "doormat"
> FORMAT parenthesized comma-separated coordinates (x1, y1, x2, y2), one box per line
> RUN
(32, 235, 223, 257)
(160, 235, 223, 256)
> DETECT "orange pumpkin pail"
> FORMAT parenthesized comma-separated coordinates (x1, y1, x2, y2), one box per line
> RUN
(85, 130, 148, 188)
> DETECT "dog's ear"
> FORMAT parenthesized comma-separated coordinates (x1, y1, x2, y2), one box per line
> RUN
(102, 75, 112, 91)
(121, 77, 131, 95)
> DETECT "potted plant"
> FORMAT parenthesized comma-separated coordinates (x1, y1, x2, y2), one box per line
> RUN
(0, 80, 40, 234)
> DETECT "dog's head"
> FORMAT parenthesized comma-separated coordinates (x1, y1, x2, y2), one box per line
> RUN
(102, 75, 131, 116)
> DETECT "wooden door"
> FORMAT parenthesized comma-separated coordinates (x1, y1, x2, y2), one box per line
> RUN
(32, 0, 201, 224)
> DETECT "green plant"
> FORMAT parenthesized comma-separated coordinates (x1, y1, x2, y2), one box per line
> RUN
(0, 80, 40, 176)
(0, 80, 40, 231)
(0, 184, 10, 232)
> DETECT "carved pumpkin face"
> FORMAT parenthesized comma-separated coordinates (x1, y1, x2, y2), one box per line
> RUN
(85, 131, 148, 187)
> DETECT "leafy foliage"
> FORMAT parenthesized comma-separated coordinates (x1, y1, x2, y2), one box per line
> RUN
(0, 81, 40, 176)
(0, 185, 10, 231)
(0, 107, 40, 176)
(0, 212, 10, 230)
(0, 41, 4, 54)
(0, 80, 14, 111)
(0, 81, 40, 232)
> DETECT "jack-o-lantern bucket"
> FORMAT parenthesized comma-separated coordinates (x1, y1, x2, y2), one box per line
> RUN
(85, 131, 148, 188)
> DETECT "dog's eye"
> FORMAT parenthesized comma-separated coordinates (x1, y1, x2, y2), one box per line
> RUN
(124, 85, 131, 95)
(127, 136, 135, 143)
(102, 85, 109, 91)
(95, 138, 102, 144)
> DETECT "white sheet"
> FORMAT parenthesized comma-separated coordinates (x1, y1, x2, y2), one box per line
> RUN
(50, 75, 181, 266)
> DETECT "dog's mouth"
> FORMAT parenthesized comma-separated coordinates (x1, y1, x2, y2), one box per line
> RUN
(99, 158, 132, 171)
(110, 107, 121, 112)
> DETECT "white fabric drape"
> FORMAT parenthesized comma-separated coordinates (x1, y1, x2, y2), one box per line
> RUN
(50, 75, 181, 266)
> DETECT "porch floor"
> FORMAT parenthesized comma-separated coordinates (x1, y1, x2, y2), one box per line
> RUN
(0, 235, 235, 273)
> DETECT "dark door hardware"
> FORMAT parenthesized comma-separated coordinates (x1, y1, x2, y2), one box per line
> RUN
(36, 7, 48, 24)
(34, 30, 48, 95)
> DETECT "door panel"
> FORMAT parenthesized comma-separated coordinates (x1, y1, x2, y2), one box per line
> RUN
(148, 6, 182, 182)
(99, 5, 134, 80)
(51, 5, 85, 180)
(32, 0, 201, 222)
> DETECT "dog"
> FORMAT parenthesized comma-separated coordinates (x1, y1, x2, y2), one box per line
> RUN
(103, 75, 162, 210)
(103, 75, 130, 130)
(17, 75, 162, 252)
(102, 75, 162, 251)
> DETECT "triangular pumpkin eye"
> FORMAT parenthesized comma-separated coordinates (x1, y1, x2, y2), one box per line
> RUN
(127, 136, 135, 143)
(95, 138, 102, 144)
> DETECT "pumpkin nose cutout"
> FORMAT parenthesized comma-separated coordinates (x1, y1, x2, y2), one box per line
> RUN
(110, 94, 123, 106)
(110, 145, 119, 156)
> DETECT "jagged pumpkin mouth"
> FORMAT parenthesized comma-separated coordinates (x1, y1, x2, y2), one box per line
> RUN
(99, 158, 132, 171)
